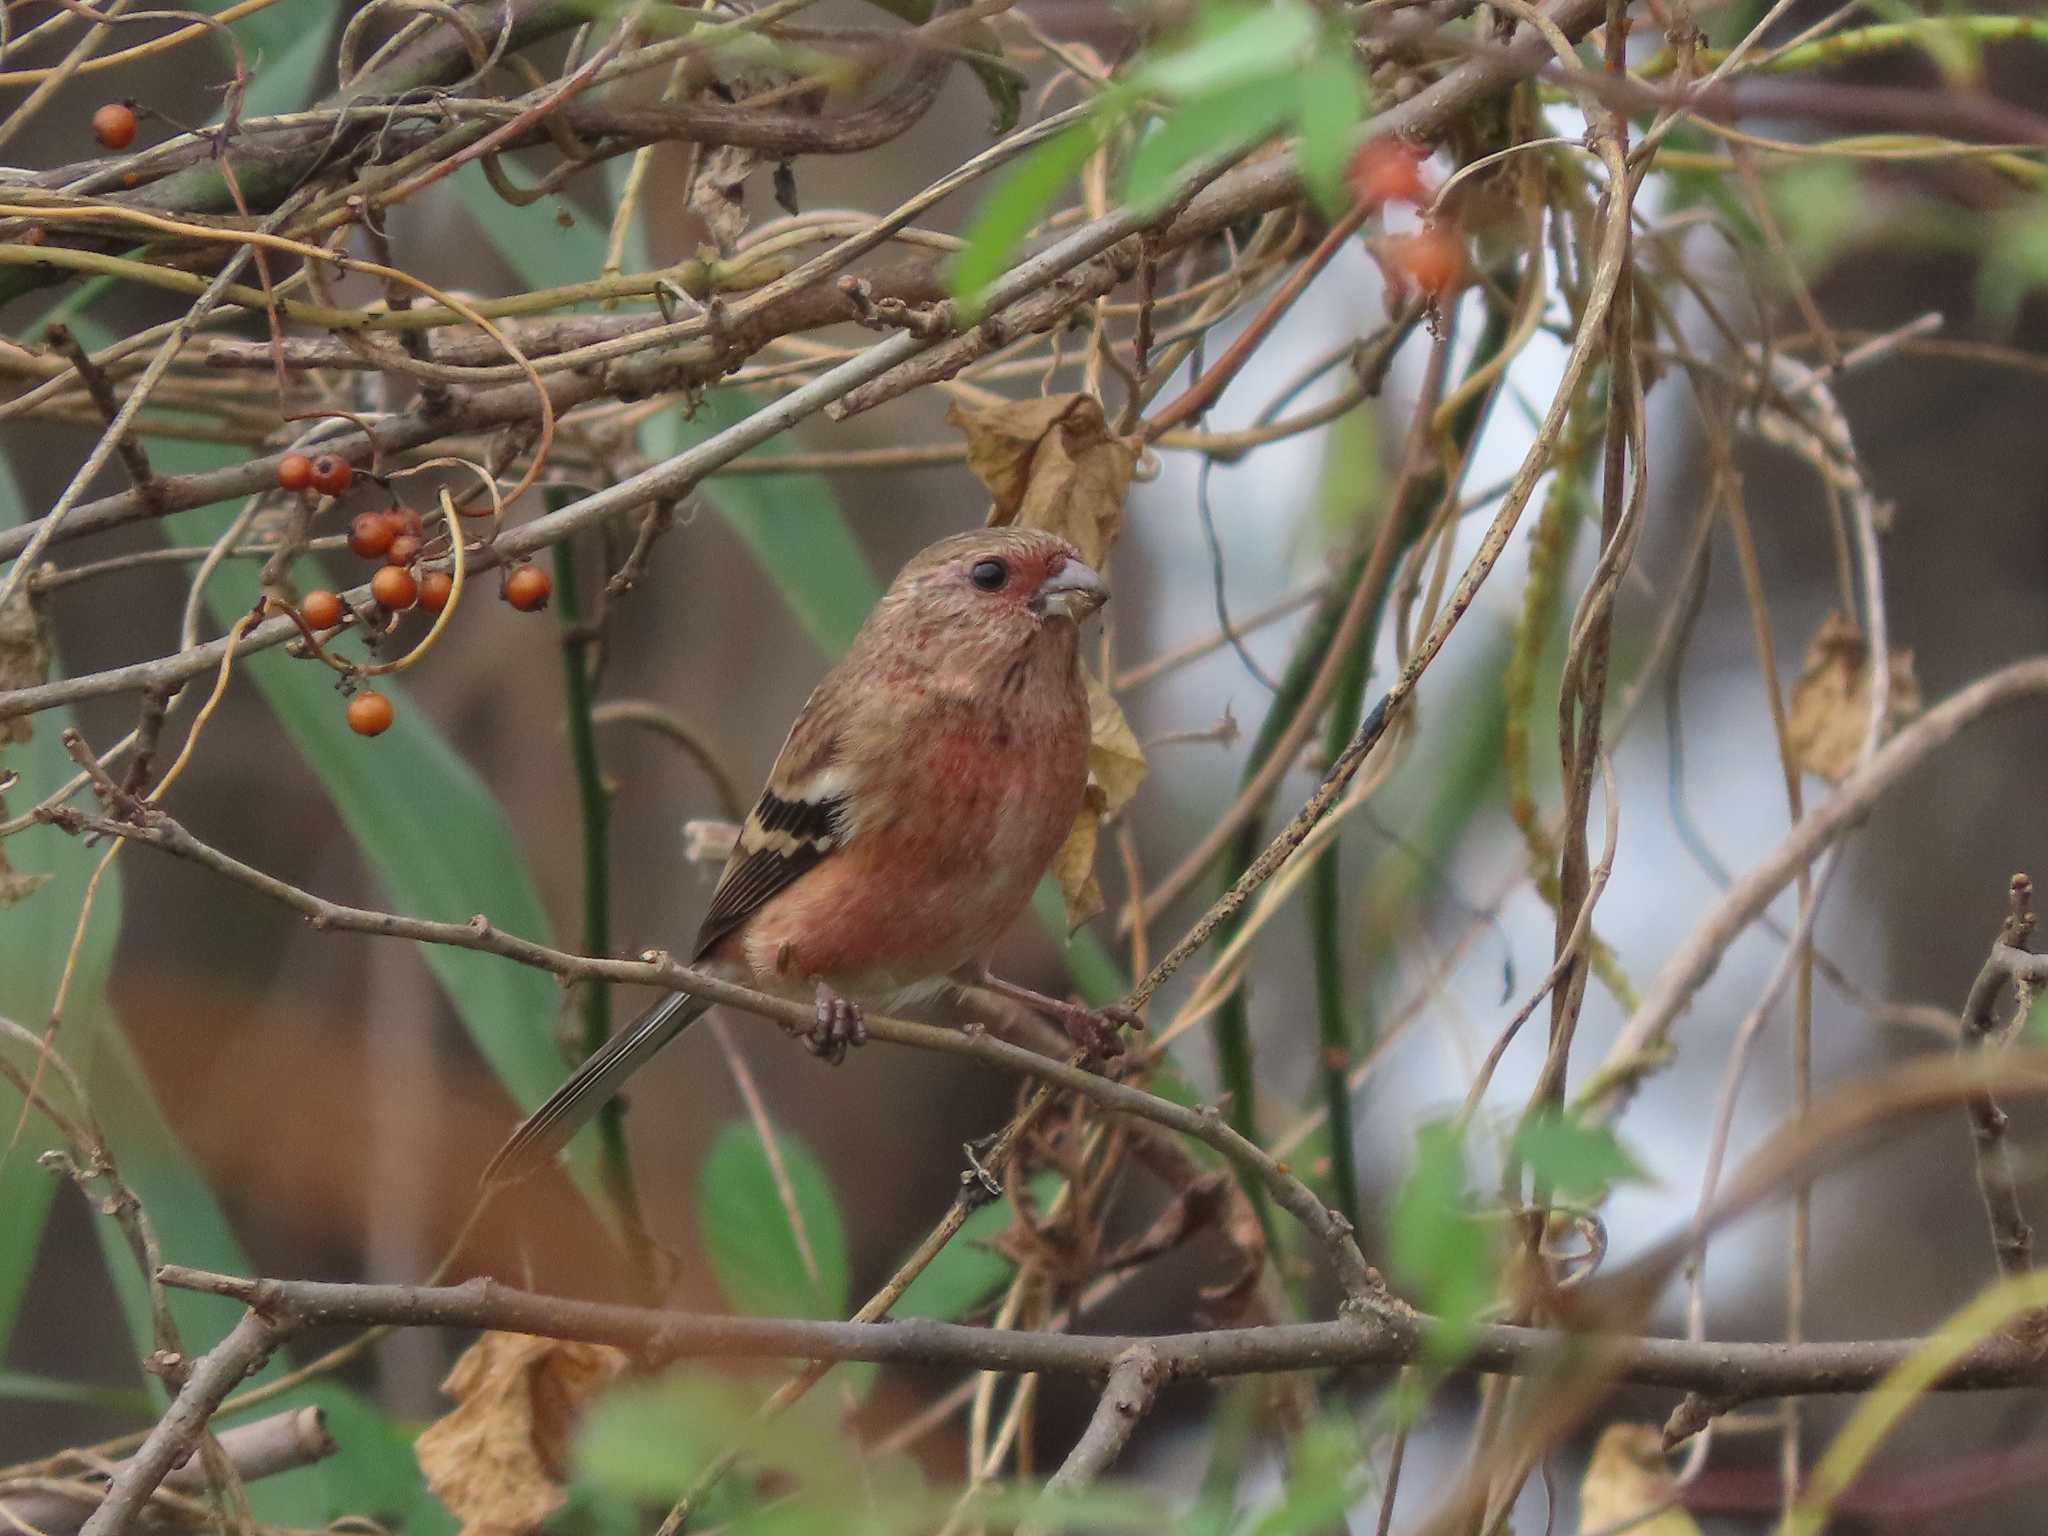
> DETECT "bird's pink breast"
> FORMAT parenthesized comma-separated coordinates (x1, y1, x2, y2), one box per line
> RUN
(737, 686, 1087, 1000)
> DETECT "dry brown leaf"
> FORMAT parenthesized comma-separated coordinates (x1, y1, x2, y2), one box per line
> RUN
(415, 1331, 628, 1536)
(1785, 611, 1920, 783)
(948, 392, 1136, 565)
(1576, 1424, 1702, 1536)
(951, 393, 1145, 929)
(0, 578, 50, 749)
(0, 859, 50, 908)
(1050, 671, 1147, 931)
(0, 582, 53, 906)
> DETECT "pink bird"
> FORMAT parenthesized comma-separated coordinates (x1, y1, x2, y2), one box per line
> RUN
(487, 527, 1133, 1185)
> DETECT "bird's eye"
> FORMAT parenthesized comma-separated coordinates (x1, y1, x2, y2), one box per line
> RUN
(970, 558, 1009, 591)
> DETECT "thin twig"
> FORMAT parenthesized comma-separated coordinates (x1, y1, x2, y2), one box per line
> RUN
(1958, 874, 2043, 1278)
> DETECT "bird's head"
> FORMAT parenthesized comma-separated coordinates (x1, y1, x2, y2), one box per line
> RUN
(870, 527, 1108, 676)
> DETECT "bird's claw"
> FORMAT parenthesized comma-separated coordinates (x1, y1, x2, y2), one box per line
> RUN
(1052, 1000, 1136, 1059)
(807, 985, 866, 1065)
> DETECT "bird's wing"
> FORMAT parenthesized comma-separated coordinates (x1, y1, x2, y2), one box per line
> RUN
(691, 678, 857, 960)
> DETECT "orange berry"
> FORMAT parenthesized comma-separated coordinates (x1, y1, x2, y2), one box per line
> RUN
(346, 691, 394, 737)
(92, 102, 137, 151)
(308, 454, 353, 497)
(300, 590, 344, 630)
(386, 533, 422, 567)
(348, 511, 396, 559)
(277, 453, 314, 493)
(370, 565, 418, 610)
(418, 570, 454, 612)
(1387, 225, 1466, 301)
(502, 564, 552, 612)
(1348, 138, 1429, 209)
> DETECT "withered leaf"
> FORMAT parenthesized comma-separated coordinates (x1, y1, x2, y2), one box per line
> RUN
(415, 1331, 628, 1536)
(950, 394, 1145, 930)
(0, 581, 53, 906)
(1099, 1171, 1229, 1273)
(1050, 670, 1147, 931)
(0, 577, 51, 749)
(948, 392, 1135, 565)
(0, 859, 50, 908)
(1577, 1424, 1702, 1536)
(1785, 611, 1920, 784)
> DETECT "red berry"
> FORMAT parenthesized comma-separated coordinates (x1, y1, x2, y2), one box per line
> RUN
(348, 511, 396, 559)
(370, 565, 418, 610)
(92, 102, 137, 151)
(277, 453, 314, 493)
(346, 691, 394, 737)
(1387, 225, 1466, 301)
(502, 565, 552, 612)
(308, 454, 353, 497)
(418, 570, 454, 613)
(300, 590, 344, 630)
(386, 534, 422, 567)
(1348, 138, 1429, 209)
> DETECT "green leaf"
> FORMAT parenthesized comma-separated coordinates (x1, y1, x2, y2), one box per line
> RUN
(663, 394, 877, 656)
(578, 1371, 869, 1501)
(0, 459, 123, 1355)
(0, 1370, 152, 1413)
(1766, 160, 1863, 275)
(1121, 79, 1293, 213)
(0, 453, 436, 1530)
(144, 464, 598, 1205)
(579, 1372, 1162, 1532)
(1244, 1411, 1368, 1536)
(698, 1120, 851, 1319)
(78, 1029, 434, 1528)
(1510, 1109, 1646, 1201)
(890, 1171, 1063, 1321)
(1293, 52, 1368, 215)
(1129, 0, 1321, 99)
(227, 3, 334, 118)
(1388, 1119, 1494, 1361)
(952, 119, 1108, 308)
(1983, 196, 2048, 324)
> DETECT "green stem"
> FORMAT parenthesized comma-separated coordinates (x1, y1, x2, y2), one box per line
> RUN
(1207, 544, 1372, 1239)
(1309, 629, 1374, 1232)
(1210, 289, 1516, 1241)
(552, 535, 654, 1298)
(1639, 14, 2048, 79)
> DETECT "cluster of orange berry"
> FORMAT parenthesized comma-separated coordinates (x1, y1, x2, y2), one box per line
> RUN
(1347, 138, 1466, 303)
(273, 452, 553, 736)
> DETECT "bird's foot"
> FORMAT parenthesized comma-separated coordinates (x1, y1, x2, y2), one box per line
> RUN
(978, 970, 1138, 1059)
(1048, 998, 1139, 1059)
(806, 983, 867, 1065)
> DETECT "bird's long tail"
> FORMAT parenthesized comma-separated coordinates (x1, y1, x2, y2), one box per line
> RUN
(483, 991, 712, 1187)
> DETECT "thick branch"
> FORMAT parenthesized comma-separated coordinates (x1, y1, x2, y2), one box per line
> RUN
(36, 800, 1383, 1304)
(2, 1408, 335, 1536)
(0, 0, 1618, 715)
(74, 1313, 289, 1536)
(1043, 1345, 1163, 1496)
(151, 1266, 2048, 1400)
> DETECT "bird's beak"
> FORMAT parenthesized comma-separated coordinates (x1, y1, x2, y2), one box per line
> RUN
(1033, 559, 1108, 621)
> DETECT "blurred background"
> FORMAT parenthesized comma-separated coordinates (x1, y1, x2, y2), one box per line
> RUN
(4, 1, 2048, 1531)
